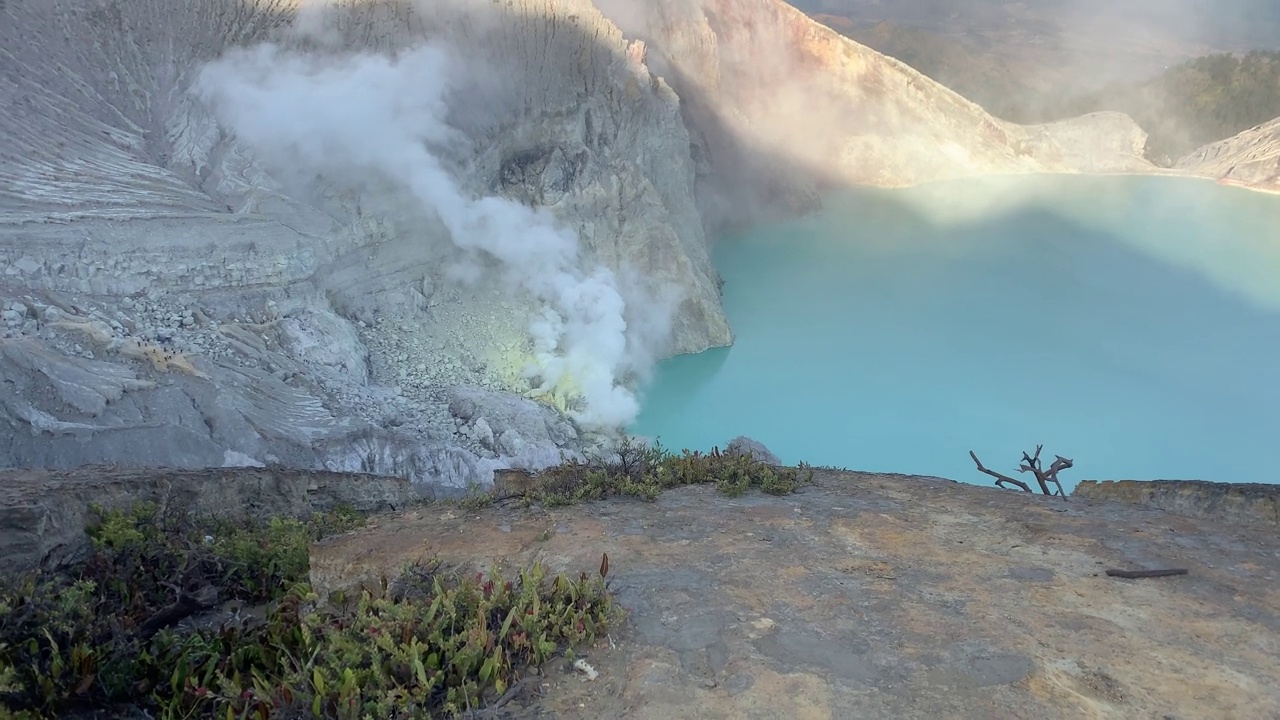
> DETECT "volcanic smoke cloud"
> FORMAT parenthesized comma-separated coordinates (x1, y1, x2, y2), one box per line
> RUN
(194, 42, 650, 429)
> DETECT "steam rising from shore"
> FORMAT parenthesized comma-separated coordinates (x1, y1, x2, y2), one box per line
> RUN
(195, 42, 653, 429)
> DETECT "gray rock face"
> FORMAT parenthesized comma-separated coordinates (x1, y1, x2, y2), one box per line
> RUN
(1020, 112, 1154, 172)
(449, 385, 579, 457)
(0, 0, 731, 352)
(0, 286, 566, 490)
(0, 465, 425, 578)
(0, 0, 734, 482)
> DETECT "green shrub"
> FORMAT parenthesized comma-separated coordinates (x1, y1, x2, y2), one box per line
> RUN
(0, 502, 618, 719)
(531, 437, 813, 506)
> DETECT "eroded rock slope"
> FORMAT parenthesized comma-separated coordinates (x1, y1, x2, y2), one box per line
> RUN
(0, 0, 727, 484)
(1176, 116, 1280, 192)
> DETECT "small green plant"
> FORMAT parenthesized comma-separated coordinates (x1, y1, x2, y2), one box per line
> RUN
(457, 483, 496, 511)
(530, 436, 813, 506)
(0, 501, 617, 719)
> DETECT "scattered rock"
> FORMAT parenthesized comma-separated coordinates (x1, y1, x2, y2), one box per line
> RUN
(726, 436, 781, 465)
(449, 385, 579, 453)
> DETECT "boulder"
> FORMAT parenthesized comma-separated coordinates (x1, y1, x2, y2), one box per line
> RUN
(725, 436, 781, 465)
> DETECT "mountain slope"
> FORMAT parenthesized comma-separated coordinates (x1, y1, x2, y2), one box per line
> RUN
(1176, 116, 1280, 192)
(596, 0, 1154, 229)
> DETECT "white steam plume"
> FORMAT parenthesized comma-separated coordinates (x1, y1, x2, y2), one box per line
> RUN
(194, 42, 645, 429)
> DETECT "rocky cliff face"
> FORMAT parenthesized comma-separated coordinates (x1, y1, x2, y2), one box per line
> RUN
(0, 0, 1164, 487)
(1175, 117, 1280, 192)
(595, 0, 1154, 231)
(0, 0, 730, 485)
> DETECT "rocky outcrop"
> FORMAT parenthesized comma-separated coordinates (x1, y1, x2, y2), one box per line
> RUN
(1175, 117, 1280, 192)
(0, 465, 425, 579)
(1020, 112, 1152, 171)
(0, 284, 562, 487)
(725, 435, 781, 465)
(1073, 479, 1280, 528)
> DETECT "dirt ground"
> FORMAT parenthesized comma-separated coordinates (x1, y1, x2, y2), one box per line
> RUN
(311, 470, 1280, 719)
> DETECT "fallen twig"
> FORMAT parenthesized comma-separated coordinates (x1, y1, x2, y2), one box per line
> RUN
(1105, 568, 1189, 579)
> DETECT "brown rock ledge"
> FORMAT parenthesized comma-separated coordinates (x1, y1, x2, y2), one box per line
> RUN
(311, 469, 1280, 719)
(1073, 479, 1280, 528)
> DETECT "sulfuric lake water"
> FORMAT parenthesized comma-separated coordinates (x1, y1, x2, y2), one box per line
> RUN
(630, 174, 1280, 489)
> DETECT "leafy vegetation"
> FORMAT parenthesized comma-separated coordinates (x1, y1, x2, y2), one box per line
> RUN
(517, 437, 813, 507)
(1049, 51, 1280, 163)
(1, 441, 808, 718)
(0, 502, 618, 719)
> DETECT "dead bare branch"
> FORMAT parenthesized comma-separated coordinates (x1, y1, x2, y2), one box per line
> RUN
(973, 445, 1072, 500)
(969, 450, 1031, 492)
(1018, 445, 1050, 495)
(1043, 456, 1072, 498)
(1105, 568, 1188, 579)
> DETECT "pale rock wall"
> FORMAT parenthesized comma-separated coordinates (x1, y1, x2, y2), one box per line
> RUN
(1175, 116, 1280, 192)
(595, 0, 1154, 231)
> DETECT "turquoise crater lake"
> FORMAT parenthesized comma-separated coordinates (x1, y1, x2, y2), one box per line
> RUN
(631, 175, 1280, 489)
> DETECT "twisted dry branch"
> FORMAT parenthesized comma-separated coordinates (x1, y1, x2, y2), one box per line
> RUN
(970, 445, 1071, 500)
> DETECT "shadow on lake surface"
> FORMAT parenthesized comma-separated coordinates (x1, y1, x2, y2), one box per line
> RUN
(632, 175, 1280, 488)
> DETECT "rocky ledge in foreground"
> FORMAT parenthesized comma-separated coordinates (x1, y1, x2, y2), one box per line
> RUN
(313, 469, 1280, 719)
(0, 465, 423, 579)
